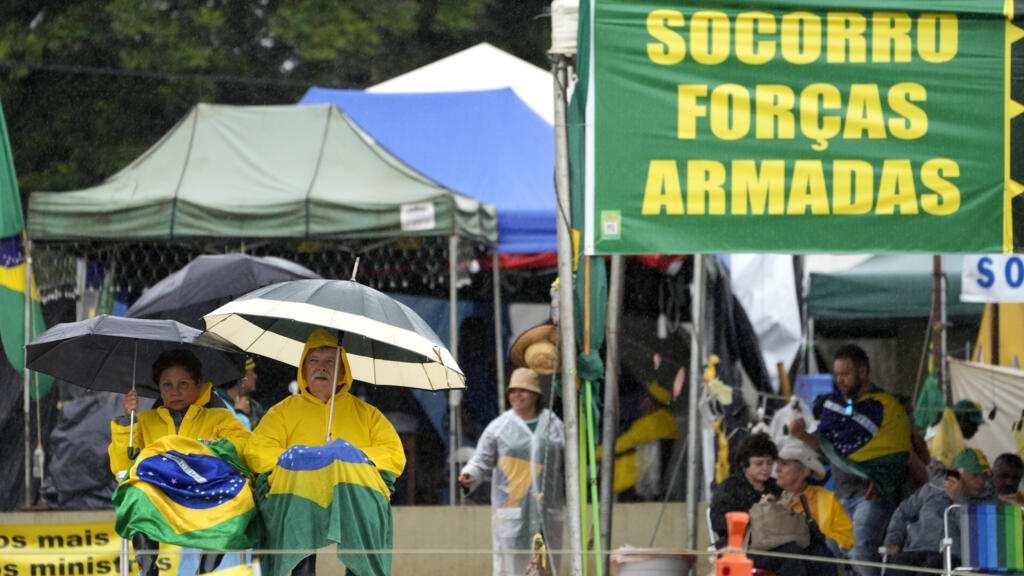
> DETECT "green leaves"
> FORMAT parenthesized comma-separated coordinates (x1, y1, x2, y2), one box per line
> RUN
(0, 0, 551, 194)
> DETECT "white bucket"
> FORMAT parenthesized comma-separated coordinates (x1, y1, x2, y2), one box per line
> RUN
(617, 556, 689, 575)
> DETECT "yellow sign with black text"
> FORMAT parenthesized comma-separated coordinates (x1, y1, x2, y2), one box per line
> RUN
(0, 522, 180, 576)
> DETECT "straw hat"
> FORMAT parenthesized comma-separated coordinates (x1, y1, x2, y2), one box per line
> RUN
(509, 323, 559, 375)
(507, 367, 542, 395)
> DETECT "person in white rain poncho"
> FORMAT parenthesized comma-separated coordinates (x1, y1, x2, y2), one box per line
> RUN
(459, 368, 565, 576)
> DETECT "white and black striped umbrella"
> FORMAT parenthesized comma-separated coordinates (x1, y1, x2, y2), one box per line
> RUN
(202, 279, 464, 391)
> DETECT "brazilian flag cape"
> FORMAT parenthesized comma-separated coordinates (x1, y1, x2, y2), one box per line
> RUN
(256, 439, 394, 576)
(814, 389, 911, 507)
(112, 436, 258, 550)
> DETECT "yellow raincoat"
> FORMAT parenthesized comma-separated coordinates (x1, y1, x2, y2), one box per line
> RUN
(243, 329, 406, 484)
(108, 381, 251, 475)
(789, 484, 855, 551)
(596, 407, 678, 495)
(925, 407, 966, 467)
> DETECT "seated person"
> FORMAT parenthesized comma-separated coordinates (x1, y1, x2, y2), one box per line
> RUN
(596, 380, 678, 500)
(244, 329, 405, 576)
(214, 356, 266, 430)
(710, 433, 812, 576)
(882, 448, 997, 576)
(992, 452, 1024, 505)
(775, 437, 855, 560)
(109, 349, 252, 576)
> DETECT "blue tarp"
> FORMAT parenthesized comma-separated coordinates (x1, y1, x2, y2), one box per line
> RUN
(388, 293, 511, 447)
(299, 88, 555, 254)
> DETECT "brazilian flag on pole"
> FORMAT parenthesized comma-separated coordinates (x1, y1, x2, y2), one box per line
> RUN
(0, 98, 51, 398)
(257, 439, 394, 576)
(112, 436, 258, 550)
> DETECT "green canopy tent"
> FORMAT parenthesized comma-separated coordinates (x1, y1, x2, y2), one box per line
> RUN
(808, 254, 986, 402)
(808, 255, 984, 321)
(27, 103, 496, 243)
(26, 103, 499, 503)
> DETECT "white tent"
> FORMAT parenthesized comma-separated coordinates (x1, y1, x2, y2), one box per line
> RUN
(949, 357, 1022, 462)
(368, 42, 554, 125)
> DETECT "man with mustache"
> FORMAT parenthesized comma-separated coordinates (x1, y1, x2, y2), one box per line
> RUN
(245, 329, 406, 576)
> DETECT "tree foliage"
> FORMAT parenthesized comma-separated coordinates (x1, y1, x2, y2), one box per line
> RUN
(0, 0, 550, 195)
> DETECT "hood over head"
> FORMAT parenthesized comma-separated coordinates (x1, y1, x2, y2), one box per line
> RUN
(298, 328, 354, 399)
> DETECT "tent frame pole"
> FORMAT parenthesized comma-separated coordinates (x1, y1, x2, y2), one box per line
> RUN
(493, 251, 506, 414)
(599, 254, 625, 573)
(448, 235, 461, 506)
(685, 254, 706, 557)
(23, 234, 32, 507)
(554, 54, 583, 576)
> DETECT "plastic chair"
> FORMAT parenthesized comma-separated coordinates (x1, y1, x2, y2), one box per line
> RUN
(878, 546, 891, 576)
(942, 503, 1024, 576)
(706, 507, 718, 552)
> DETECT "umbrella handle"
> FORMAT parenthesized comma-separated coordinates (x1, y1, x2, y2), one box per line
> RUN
(128, 408, 139, 460)
(120, 536, 130, 576)
(128, 341, 139, 461)
(325, 346, 341, 443)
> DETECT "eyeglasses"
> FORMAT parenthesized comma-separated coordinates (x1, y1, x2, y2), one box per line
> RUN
(844, 398, 854, 416)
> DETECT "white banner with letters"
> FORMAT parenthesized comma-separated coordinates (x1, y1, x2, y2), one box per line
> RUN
(961, 255, 1024, 302)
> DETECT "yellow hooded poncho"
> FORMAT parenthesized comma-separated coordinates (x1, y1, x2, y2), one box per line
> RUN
(108, 381, 251, 475)
(243, 329, 406, 482)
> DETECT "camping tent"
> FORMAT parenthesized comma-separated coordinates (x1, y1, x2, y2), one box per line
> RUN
(26, 103, 499, 507)
(27, 103, 497, 244)
(298, 88, 555, 255)
(808, 254, 984, 321)
(368, 42, 554, 125)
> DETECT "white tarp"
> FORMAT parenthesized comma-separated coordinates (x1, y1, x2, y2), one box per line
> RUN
(961, 255, 1024, 302)
(368, 42, 554, 125)
(730, 255, 802, 393)
(948, 357, 1023, 462)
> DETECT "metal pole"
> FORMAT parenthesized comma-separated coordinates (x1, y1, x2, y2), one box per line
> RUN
(808, 318, 817, 374)
(600, 254, 624, 573)
(931, 256, 947, 401)
(492, 250, 506, 414)
(990, 303, 1000, 366)
(685, 254, 707, 557)
(448, 235, 461, 506)
(554, 55, 583, 576)
(940, 259, 948, 396)
(22, 233, 31, 507)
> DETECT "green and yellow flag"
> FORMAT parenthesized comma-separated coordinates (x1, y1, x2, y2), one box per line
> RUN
(256, 438, 394, 576)
(815, 390, 911, 507)
(112, 436, 258, 551)
(0, 98, 51, 398)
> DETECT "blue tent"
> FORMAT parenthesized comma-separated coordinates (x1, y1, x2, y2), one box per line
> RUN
(299, 88, 555, 254)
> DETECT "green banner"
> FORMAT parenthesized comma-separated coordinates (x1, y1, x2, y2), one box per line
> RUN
(583, 1, 1023, 254)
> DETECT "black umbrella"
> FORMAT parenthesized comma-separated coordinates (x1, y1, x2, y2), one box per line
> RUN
(26, 315, 245, 399)
(126, 253, 321, 328)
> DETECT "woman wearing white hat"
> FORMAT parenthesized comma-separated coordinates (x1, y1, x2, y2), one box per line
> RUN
(458, 368, 565, 575)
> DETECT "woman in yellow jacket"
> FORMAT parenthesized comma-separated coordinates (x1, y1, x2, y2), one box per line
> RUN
(108, 348, 251, 575)
(244, 328, 405, 576)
